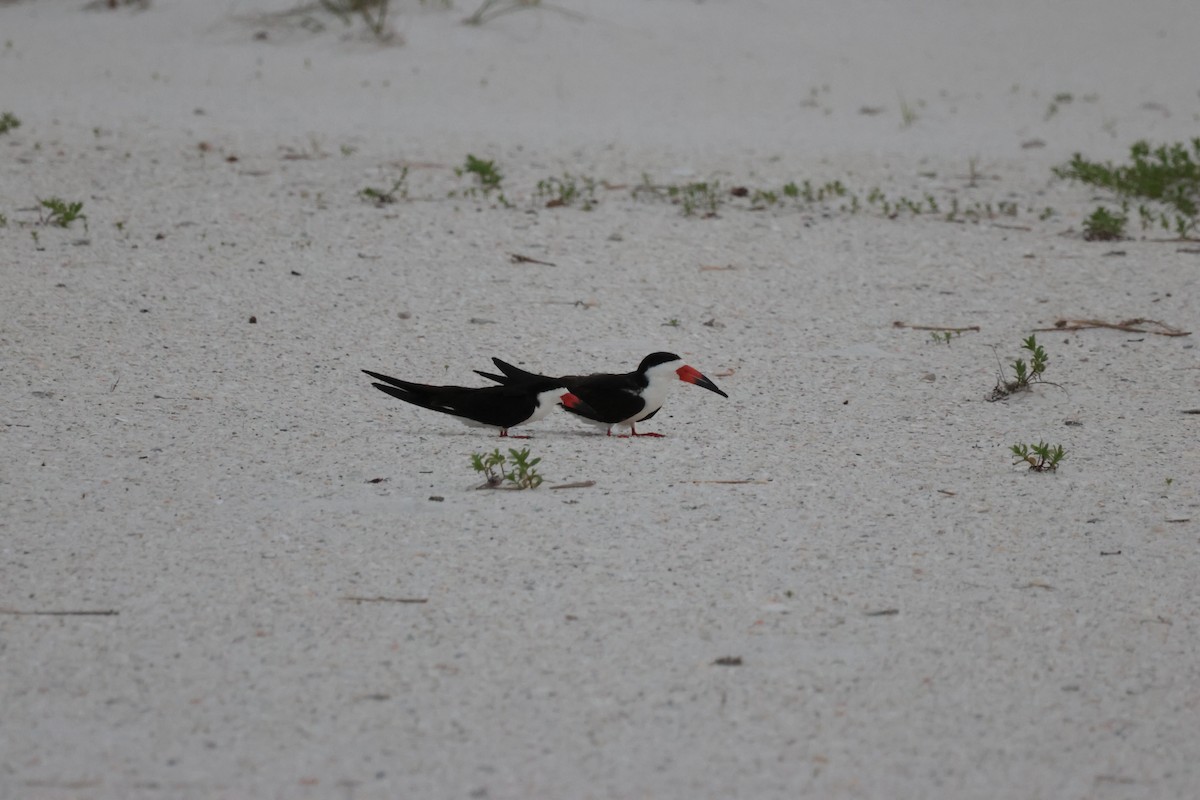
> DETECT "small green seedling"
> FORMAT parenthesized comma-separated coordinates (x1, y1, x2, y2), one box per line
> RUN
(454, 154, 509, 206)
(990, 335, 1054, 400)
(503, 447, 542, 489)
(1015, 335, 1049, 384)
(38, 198, 87, 229)
(749, 188, 779, 206)
(359, 168, 408, 205)
(535, 173, 597, 210)
(929, 330, 958, 345)
(1011, 441, 1065, 472)
(457, 154, 502, 191)
(663, 318, 680, 327)
(1082, 206, 1126, 240)
(471, 448, 506, 486)
(631, 175, 723, 217)
(471, 447, 543, 489)
(675, 181, 720, 217)
(0, 111, 20, 135)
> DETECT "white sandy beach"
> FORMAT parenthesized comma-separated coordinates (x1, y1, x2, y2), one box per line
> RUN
(2, 1, 1200, 798)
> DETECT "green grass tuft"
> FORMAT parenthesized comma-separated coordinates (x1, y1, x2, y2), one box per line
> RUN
(1054, 139, 1200, 237)
(471, 447, 543, 489)
(1082, 206, 1126, 240)
(38, 198, 87, 229)
(1011, 442, 1066, 472)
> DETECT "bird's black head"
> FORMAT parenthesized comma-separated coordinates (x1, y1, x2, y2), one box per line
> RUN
(637, 352, 682, 373)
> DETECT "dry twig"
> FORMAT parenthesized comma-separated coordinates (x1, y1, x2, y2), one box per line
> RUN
(1037, 318, 1190, 336)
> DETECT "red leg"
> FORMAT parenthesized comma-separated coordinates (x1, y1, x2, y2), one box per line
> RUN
(630, 423, 665, 438)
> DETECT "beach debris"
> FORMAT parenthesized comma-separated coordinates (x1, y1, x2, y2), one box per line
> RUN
(509, 253, 556, 266)
(893, 321, 981, 333)
(341, 596, 428, 604)
(1037, 318, 1190, 336)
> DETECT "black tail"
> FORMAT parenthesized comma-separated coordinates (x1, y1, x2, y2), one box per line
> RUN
(362, 369, 424, 392)
(363, 370, 454, 413)
(490, 358, 548, 383)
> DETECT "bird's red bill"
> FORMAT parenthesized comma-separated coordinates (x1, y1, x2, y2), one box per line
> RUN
(676, 365, 729, 397)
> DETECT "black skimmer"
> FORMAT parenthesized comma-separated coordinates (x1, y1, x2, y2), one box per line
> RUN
(475, 352, 728, 437)
(362, 369, 592, 438)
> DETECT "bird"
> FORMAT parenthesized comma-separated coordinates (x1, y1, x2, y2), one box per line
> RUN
(474, 352, 728, 437)
(362, 369, 593, 438)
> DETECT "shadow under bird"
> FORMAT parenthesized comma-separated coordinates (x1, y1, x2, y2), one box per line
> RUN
(362, 369, 593, 438)
(475, 352, 728, 437)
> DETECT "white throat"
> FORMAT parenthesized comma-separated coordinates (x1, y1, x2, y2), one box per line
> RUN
(629, 359, 681, 423)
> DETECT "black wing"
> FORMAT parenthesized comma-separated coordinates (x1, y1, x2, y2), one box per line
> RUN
(363, 369, 542, 428)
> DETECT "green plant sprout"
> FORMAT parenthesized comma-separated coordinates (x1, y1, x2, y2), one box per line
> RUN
(471, 449, 506, 486)
(1011, 442, 1066, 472)
(38, 198, 87, 229)
(749, 188, 778, 207)
(629, 172, 1051, 226)
(454, 154, 510, 206)
(1082, 206, 1126, 240)
(929, 330, 958, 345)
(631, 175, 722, 217)
(535, 173, 597, 209)
(1054, 139, 1200, 237)
(990, 335, 1053, 400)
(0, 111, 20, 135)
(358, 168, 408, 205)
(471, 447, 543, 489)
(674, 181, 721, 217)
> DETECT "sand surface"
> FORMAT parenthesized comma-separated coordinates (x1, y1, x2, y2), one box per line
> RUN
(2, 1, 1200, 798)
